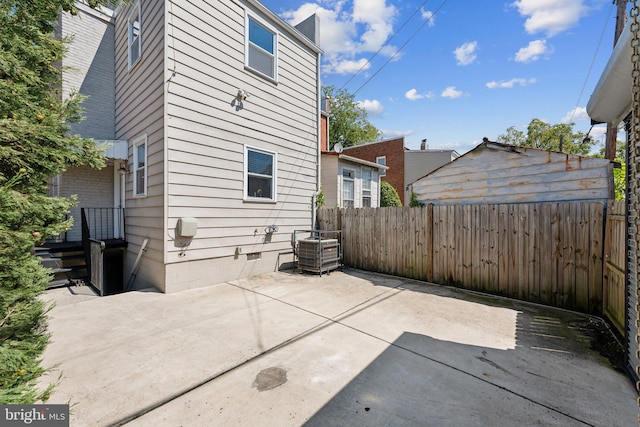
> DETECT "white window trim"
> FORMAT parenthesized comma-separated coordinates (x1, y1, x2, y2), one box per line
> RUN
(244, 145, 278, 203)
(244, 12, 278, 83)
(128, 4, 141, 69)
(376, 156, 386, 177)
(132, 134, 147, 197)
(342, 168, 355, 208)
(362, 168, 372, 207)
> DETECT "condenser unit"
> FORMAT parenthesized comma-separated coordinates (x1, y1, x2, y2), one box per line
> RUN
(293, 230, 342, 275)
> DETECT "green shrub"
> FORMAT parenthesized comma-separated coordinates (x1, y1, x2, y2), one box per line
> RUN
(380, 182, 402, 207)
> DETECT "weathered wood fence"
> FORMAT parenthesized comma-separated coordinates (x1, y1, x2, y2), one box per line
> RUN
(317, 201, 610, 315)
(603, 200, 626, 333)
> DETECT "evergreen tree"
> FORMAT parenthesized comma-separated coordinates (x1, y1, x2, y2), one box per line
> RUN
(0, 0, 115, 403)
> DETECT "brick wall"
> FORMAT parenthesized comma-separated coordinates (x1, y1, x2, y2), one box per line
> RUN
(60, 164, 115, 241)
(342, 137, 406, 204)
(60, 6, 116, 140)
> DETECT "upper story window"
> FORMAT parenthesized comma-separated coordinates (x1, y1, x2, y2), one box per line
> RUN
(376, 156, 387, 177)
(245, 146, 277, 202)
(342, 169, 354, 208)
(128, 5, 141, 68)
(245, 14, 278, 82)
(133, 134, 147, 196)
(362, 169, 372, 207)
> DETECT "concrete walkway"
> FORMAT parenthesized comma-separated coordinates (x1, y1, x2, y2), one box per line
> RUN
(40, 270, 636, 426)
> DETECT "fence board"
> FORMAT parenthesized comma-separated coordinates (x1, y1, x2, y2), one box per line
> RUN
(317, 200, 606, 315)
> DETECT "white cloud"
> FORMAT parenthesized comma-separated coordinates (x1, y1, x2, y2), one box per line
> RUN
(441, 86, 463, 99)
(561, 106, 588, 123)
(514, 39, 551, 63)
(382, 129, 416, 139)
(454, 41, 478, 66)
(405, 88, 434, 101)
(280, 1, 399, 75)
(422, 9, 435, 27)
(358, 99, 384, 116)
(486, 78, 537, 89)
(512, 0, 586, 37)
(323, 58, 371, 75)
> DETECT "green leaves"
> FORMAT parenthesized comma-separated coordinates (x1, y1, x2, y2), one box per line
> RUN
(380, 182, 402, 207)
(323, 85, 381, 149)
(497, 118, 594, 155)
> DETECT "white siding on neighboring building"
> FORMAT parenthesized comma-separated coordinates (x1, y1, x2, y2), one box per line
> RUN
(404, 150, 458, 203)
(412, 142, 614, 206)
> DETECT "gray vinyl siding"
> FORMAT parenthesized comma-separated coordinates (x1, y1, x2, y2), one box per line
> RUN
(413, 145, 614, 206)
(114, 2, 166, 290)
(60, 6, 115, 140)
(164, 0, 319, 266)
(404, 151, 456, 204)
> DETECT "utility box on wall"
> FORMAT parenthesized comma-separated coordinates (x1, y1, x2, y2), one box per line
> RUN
(177, 217, 197, 238)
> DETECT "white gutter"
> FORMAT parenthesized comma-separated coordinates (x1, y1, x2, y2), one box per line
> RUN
(587, 19, 633, 124)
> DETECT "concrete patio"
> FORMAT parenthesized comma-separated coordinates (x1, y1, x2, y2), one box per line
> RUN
(40, 269, 636, 426)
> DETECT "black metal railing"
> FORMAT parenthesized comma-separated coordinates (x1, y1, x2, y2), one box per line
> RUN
(81, 207, 125, 241)
(81, 208, 125, 282)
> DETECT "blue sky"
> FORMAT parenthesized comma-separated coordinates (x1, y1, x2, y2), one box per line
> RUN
(261, 0, 625, 153)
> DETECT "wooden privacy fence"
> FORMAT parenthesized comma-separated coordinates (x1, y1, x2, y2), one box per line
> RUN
(603, 200, 625, 333)
(317, 202, 606, 314)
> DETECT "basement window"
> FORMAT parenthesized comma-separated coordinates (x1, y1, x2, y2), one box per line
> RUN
(247, 252, 261, 261)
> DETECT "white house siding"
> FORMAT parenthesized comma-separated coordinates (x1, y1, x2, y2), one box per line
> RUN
(163, 0, 320, 292)
(412, 144, 614, 206)
(404, 150, 457, 203)
(60, 5, 116, 140)
(114, 2, 166, 291)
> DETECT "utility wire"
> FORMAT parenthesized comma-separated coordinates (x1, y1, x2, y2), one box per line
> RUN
(352, 0, 450, 96)
(566, 1, 614, 125)
(339, 0, 434, 90)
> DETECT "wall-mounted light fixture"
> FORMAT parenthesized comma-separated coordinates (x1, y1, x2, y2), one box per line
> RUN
(236, 89, 249, 102)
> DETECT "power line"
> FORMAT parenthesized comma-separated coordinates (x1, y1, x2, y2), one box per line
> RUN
(351, 0, 450, 96)
(566, 1, 614, 125)
(339, 0, 434, 90)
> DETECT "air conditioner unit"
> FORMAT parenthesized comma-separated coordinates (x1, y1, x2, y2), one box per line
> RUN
(297, 237, 341, 274)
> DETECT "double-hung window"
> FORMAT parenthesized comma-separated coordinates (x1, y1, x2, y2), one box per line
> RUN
(342, 169, 355, 208)
(133, 135, 147, 196)
(245, 146, 277, 202)
(362, 169, 372, 207)
(376, 156, 386, 177)
(128, 4, 141, 68)
(245, 14, 277, 81)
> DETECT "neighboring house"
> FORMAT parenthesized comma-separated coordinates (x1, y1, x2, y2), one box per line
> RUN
(55, 1, 322, 293)
(320, 152, 386, 208)
(319, 98, 387, 207)
(587, 18, 637, 384)
(341, 137, 458, 205)
(411, 139, 615, 206)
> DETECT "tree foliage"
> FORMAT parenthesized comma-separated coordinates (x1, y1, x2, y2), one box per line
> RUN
(0, 0, 116, 403)
(323, 85, 381, 150)
(409, 192, 422, 207)
(380, 182, 402, 207)
(497, 118, 594, 155)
